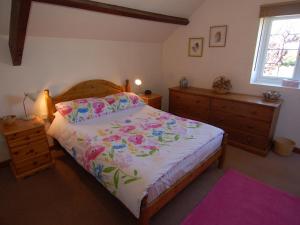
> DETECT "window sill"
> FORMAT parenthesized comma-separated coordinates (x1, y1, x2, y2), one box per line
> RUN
(250, 80, 300, 90)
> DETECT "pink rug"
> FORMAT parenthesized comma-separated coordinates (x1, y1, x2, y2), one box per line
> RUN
(181, 170, 300, 225)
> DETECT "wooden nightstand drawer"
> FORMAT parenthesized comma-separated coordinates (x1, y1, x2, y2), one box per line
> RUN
(140, 93, 162, 110)
(147, 98, 162, 109)
(6, 126, 44, 141)
(7, 128, 47, 148)
(10, 140, 49, 162)
(13, 153, 52, 175)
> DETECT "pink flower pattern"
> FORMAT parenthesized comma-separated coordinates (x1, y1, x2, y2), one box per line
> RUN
(119, 125, 136, 133)
(103, 135, 121, 142)
(128, 135, 144, 145)
(93, 101, 105, 114)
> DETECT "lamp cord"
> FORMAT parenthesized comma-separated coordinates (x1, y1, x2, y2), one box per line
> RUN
(23, 95, 28, 119)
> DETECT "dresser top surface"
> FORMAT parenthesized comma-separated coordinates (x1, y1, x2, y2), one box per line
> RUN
(169, 87, 282, 108)
(0, 118, 44, 136)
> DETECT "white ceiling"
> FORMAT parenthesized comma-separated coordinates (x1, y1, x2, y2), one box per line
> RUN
(0, 0, 205, 42)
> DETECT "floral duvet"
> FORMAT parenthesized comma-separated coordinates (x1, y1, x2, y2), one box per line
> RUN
(48, 105, 223, 217)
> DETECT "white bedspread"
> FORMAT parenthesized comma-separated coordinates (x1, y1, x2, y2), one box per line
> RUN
(48, 105, 223, 217)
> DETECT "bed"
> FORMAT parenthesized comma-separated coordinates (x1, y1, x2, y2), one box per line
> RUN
(45, 79, 227, 225)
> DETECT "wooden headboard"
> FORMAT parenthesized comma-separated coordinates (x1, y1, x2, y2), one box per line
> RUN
(45, 79, 130, 122)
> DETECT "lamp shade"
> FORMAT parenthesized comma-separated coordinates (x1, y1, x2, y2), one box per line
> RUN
(134, 79, 142, 86)
(25, 92, 38, 101)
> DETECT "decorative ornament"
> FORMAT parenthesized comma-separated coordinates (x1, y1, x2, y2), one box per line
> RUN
(212, 76, 232, 94)
(180, 77, 188, 88)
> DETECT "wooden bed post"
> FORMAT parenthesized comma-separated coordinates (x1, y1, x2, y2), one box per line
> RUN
(125, 79, 131, 92)
(218, 133, 228, 169)
(138, 196, 149, 225)
(44, 89, 54, 122)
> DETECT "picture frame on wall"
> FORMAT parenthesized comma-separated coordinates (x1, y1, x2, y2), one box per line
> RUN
(209, 25, 228, 47)
(188, 37, 204, 57)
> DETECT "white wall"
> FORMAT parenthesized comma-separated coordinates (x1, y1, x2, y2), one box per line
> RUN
(0, 35, 163, 161)
(162, 0, 300, 147)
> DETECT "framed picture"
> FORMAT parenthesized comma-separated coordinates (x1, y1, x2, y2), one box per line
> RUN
(188, 38, 204, 57)
(209, 25, 228, 47)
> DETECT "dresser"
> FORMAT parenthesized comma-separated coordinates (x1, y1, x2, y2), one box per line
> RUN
(169, 87, 281, 156)
(0, 118, 54, 178)
(140, 93, 162, 109)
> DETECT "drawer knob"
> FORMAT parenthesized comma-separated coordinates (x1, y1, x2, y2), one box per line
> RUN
(33, 161, 38, 165)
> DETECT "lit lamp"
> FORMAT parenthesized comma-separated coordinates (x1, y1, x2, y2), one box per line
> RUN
(134, 79, 142, 94)
(23, 92, 38, 120)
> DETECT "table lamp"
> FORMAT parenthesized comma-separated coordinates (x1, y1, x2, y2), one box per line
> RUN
(134, 79, 142, 94)
(23, 92, 38, 120)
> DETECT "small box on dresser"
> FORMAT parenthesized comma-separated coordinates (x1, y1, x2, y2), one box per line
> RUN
(169, 87, 281, 156)
(0, 118, 54, 179)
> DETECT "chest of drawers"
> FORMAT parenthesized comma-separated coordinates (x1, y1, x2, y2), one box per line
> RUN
(140, 93, 162, 109)
(0, 118, 54, 178)
(169, 87, 281, 156)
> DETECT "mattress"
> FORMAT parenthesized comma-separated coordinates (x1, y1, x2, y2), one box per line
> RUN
(47, 105, 223, 217)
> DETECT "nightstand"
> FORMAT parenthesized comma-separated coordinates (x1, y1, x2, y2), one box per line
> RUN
(140, 93, 162, 109)
(0, 118, 54, 179)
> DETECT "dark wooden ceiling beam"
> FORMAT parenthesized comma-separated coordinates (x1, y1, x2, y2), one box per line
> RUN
(34, 0, 189, 25)
(9, 0, 32, 66)
(9, 0, 189, 66)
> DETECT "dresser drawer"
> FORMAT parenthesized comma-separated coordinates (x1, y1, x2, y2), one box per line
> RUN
(10, 140, 49, 162)
(14, 153, 52, 175)
(225, 128, 269, 150)
(6, 127, 47, 148)
(210, 110, 271, 137)
(211, 98, 274, 122)
(172, 108, 210, 122)
(170, 91, 209, 111)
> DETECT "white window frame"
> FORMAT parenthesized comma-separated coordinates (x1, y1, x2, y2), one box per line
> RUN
(252, 15, 300, 86)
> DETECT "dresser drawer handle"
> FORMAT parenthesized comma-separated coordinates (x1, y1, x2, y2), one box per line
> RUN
(33, 161, 38, 166)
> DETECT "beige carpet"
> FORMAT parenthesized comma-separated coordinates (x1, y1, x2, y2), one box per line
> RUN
(0, 146, 299, 225)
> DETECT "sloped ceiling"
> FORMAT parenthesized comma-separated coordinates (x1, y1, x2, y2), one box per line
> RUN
(0, 0, 205, 42)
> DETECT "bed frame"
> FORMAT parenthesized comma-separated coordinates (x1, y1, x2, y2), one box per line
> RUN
(44, 79, 227, 225)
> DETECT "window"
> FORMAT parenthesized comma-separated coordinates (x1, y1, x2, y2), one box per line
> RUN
(252, 15, 300, 86)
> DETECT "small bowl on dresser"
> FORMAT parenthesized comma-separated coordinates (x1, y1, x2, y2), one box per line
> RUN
(1, 115, 17, 126)
(263, 91, 281, 102)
